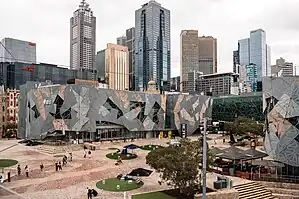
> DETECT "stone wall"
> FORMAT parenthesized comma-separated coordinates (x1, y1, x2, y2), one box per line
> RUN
(194, 189, 238, 199)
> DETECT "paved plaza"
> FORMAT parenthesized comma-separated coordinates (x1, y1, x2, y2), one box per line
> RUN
(0, 135, 244, 199)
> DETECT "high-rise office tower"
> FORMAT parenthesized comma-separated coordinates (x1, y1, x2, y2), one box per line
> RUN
(126, 28, 136, 91)
(180, 30, 200, 92)
(237, 29, 271, 82)
(0, 38, 36, 64)
(70, 0, 96, 70)
(180, 30, 217, 92)
(198, 36, 217, 75)
(117, 36, 127, 46)
(117, 28, 136, 91)
(135, 0, 170, 91)
(95, 44, 129, 90)
(233, 50, 239, 73)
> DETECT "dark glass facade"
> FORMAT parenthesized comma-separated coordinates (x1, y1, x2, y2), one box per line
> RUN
(135, 1, 170, 91)
(0, 62, 95, 89)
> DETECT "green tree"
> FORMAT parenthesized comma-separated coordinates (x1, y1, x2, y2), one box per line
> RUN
(224, 117, 264, 143)
(146, 138, 214, 196)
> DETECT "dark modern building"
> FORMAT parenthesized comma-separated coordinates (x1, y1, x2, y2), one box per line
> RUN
(212, 92, 263, 122)
(0, 62, 95, 89)
(233, 50, 239, 73)
(135, 0, 171, 92)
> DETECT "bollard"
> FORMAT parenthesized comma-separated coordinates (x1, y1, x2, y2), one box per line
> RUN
(7, 172, 10, 182)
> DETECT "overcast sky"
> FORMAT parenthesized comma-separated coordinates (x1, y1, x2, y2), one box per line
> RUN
(1, 0, 299, 77)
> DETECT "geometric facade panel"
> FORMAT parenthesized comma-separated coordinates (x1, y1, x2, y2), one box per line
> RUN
(263, 77, 299, 166)
(18, 84, 211, 140)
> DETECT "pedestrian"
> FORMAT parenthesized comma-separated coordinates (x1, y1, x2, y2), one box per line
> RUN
(55, 162, 58, 171)
(87, 187, 92, 199)
(40, 163, 44, 172)
(58, 162, 62, 170)
(17, 165, 21, 176)
(83, 150, 87, 158)
(25, 165, 29, 177)
(69, 152, 73, 161)
(88, 150, 91, 158)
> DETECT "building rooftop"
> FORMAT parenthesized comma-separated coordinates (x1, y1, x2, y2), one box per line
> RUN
(199, 72, 239, 78)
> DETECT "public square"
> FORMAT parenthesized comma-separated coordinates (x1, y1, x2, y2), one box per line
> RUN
(0, 135, 231, 199)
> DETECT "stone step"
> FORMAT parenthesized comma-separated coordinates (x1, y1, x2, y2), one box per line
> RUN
(268, 188, 299, 196)
(273, 193, 299, 199)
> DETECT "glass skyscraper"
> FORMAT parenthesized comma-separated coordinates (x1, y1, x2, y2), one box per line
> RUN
(135, 0, 170, 91)
(238, 29, 271, 81)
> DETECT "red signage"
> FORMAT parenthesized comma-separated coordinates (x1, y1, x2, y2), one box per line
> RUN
(28, 42, 36, 46)
(21, 65, 35, 72)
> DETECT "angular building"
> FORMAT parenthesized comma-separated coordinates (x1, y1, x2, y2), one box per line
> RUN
(0, 38, 36, 64)
(95, 44, 129, 91)
(18, 83, 211, 140)
(70, 0, 96, 70)
(135, 0, 171, 92)
(180, 30, 217, 92)
(263, 77, 299, 167)
(237, 29, 271, 82)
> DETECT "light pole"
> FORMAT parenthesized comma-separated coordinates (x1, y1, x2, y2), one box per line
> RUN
(202, 117, 207, 198)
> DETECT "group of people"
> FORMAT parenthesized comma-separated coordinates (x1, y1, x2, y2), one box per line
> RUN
(55, 152, 73, 171)
(86, 187, 98, 199)
(17, 164, 30, 177)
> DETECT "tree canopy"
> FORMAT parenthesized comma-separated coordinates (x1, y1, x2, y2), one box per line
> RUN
(146, 138, 214, 195)
(224, 117, 264, 137)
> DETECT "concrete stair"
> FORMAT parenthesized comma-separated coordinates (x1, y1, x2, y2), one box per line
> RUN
(234, 182, 275, 199)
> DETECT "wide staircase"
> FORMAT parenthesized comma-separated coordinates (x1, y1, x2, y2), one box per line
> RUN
(234, 182, 275, 199)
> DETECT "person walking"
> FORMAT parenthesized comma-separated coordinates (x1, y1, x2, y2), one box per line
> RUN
(40, 163, 44, 172)
(25, 165, 29, 177)
(69, 152, 73, 161)
(87, 187, 93, 199)
(17, 165, 21, 176)
(58, 162, 62, 170)
(55, 162, 58, 172)
(88, 150, 91, 158)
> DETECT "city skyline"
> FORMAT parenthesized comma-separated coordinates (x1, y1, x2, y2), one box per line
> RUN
(1, 0, 298, 77)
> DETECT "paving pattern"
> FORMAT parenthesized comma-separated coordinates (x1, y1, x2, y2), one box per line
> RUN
(0, 136, 234, 199)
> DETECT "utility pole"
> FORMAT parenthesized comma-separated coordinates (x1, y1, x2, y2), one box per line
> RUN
(202, 117, 207, 198)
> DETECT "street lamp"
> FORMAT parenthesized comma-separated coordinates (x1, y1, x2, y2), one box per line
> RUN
(202, 117, 207, 199)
